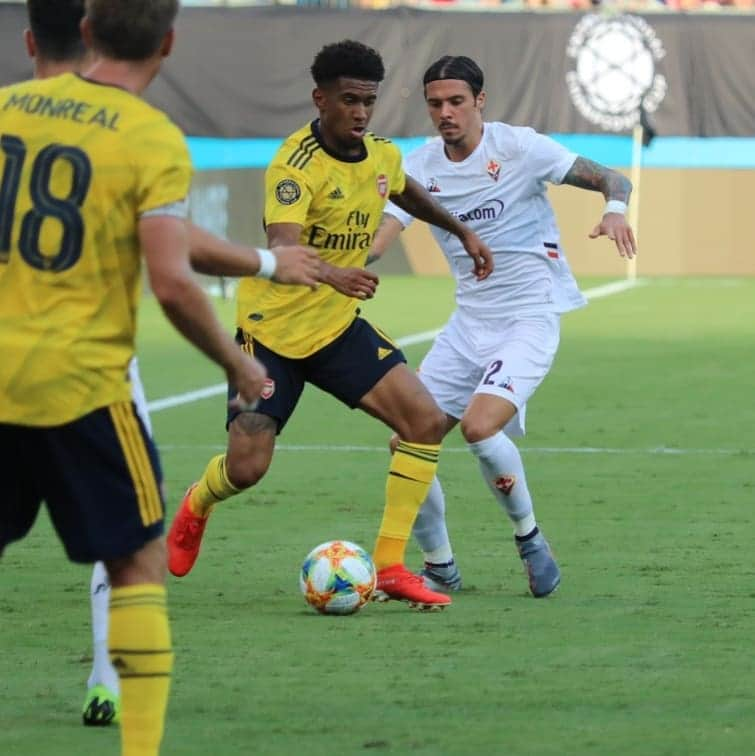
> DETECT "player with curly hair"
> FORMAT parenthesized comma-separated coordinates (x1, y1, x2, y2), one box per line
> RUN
(167, 40, 494, 611)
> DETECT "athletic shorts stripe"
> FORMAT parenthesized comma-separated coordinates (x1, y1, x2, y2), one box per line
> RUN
(109, 403, 161, 526)
(120, 402, 162, 526)
(372, 324, 399, 349)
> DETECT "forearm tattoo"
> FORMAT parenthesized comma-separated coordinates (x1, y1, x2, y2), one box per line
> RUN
(562, 157, 632, 203)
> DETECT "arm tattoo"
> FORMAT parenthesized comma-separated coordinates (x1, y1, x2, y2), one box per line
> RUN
(562, 157, 632, 203)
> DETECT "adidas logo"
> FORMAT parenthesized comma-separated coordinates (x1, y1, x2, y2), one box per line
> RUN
(328, 187, 344, 200)
(377, 347, 393, 360)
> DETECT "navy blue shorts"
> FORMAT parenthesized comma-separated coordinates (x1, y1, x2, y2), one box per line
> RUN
(228, 316, 406, 433)
(0, 401, 164, 564)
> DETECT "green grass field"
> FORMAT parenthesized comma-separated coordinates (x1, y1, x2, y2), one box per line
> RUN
(2, 276, 755, 755)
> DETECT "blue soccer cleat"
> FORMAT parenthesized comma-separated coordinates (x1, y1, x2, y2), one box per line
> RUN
(516, 531, 560, 598)
(420, 560, 463, 592)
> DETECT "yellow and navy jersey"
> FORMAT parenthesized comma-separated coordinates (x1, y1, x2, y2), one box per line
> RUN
(236, 120, 405, 358)
(0, 73, 191, 426)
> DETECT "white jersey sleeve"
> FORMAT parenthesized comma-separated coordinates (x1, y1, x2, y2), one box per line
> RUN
(514, 127, 576, 186)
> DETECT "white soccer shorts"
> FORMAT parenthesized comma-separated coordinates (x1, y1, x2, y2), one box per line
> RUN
(418, 310, 560, 437)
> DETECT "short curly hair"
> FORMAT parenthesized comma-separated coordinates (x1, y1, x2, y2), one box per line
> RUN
(310, 40, 385, 87)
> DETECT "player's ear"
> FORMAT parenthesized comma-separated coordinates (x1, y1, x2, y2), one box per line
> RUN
(312, 87, 326, 111)
(160, 28, 175, 58)
(476, 91, 486, 111)
(80, 17, 93, 50)
(24, 29, 36, 59)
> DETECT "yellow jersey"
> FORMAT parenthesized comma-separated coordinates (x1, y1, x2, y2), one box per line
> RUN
(236, 120, 405, 358)
(0, 73, 191, 426)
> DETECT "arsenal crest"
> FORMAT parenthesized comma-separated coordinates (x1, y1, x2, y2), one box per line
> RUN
(261, 378, 275, 400)
(487, 159, 501, 182)
(377, 174, 388, 198)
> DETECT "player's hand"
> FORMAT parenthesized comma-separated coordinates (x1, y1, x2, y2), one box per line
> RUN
(271, 245, 320, 290)
(227, 353, 267, 412)
(323, 265, 379, 300)
(460, 231, 494, 280)
(589, 214, 637, 259)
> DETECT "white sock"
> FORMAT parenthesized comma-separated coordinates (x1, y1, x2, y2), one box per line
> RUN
(87, 561, 120, 695)
(468, 432, 538, 538)
(412, 476, 454, 564)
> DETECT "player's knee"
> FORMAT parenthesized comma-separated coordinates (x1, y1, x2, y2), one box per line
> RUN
(460, 415, 498, 445)
(225, 453, 270, 490)
(107, 536, 166, 588)
(402, 405, 446, 445)
(427, 408, 448, 443)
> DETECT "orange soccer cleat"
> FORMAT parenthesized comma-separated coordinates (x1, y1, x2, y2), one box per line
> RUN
(373, 564, 451, 611)
(167, 485, 210, 577)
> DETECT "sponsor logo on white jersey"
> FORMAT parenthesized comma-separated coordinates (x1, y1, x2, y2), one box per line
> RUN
(454, 199, 504, 225)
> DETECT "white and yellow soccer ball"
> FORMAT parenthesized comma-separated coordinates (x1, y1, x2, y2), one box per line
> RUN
(299, 540, 376, 615)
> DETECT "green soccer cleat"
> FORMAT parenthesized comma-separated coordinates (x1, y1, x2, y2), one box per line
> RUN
(82, 684, 120, 726)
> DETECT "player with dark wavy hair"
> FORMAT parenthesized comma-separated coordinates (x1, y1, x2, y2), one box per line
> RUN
(422, 55, 484, 98)
(167, 39, 494, 611)
(372, 54, 636, 598)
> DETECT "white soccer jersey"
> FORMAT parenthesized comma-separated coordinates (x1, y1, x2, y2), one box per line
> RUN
(386, 122, 587, 317)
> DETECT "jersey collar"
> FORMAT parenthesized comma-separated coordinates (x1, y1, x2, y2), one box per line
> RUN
(311, 119, 368, 163)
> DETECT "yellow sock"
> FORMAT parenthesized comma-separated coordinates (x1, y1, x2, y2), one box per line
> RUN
(109, 584, 173, 756)
(373, 441, 440, 570)
(188, 454, 239, 517)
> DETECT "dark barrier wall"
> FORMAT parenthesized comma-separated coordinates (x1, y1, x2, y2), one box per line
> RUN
(0, 5, 753, 138)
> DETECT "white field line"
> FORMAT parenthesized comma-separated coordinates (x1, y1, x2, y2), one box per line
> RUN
(146, 278, 643, 414)
(157, 443, 753, 457)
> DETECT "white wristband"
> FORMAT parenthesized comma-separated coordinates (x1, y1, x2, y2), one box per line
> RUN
(256, 248, 277, 279)
(604, 200, 628, 216)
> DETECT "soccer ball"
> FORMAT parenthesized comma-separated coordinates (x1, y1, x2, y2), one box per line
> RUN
(299, 540, 376, 615)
